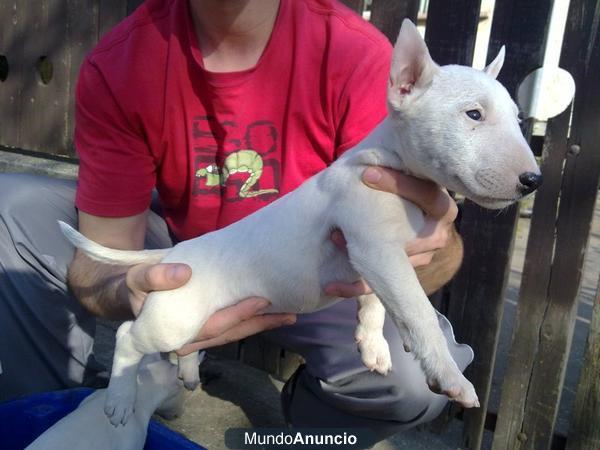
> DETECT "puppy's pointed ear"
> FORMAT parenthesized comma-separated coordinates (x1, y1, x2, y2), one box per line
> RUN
(388, 19, 440, 110)
(484, 46, 505, 79)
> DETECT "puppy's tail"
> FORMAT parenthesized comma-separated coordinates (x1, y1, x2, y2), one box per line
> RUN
(58, 221, 169, 265)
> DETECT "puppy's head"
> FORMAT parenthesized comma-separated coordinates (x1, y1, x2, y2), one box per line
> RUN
(387, 20, 541, 209)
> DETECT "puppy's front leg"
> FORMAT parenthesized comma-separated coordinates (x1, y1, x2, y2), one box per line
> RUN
(356, 294, 392, 375)
(345, 236, 479, 408)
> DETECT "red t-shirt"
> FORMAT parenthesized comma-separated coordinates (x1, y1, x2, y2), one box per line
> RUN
(75, 0, 391, 241)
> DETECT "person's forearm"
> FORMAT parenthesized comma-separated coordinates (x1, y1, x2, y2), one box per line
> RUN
(67, 250, 134, 320)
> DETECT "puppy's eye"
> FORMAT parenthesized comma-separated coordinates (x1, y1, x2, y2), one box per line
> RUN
(466, 110, 482, 121)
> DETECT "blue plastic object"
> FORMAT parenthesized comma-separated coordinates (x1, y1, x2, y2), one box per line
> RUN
(0, 388, 205, 449)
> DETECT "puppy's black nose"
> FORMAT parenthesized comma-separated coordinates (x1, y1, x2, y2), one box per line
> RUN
(519, 172, 543, 195)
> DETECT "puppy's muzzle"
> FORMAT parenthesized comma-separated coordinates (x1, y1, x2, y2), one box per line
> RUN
(518, 172, 543, 195)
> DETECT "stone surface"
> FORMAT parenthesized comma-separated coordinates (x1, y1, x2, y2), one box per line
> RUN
(0, 149, 77, 179)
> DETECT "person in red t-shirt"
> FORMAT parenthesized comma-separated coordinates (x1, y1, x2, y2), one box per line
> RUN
(0, 0, 470, 441)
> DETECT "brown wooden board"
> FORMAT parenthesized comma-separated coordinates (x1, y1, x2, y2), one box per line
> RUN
(127, 0, 144, 15)
(239, 336, 303, 382)
(491, 109, 571, 450)
(63, 0, 99, 157)
(0, 0, 26, 148)
(566, 274, 600, 450)
(370, 0, 420, 43)
(340, 0, 365, 14)
(424, 0, 482, 66)
(446, 0, 555, 448)
(493, 0, 600, 448)
(99, 0, 127, 41)
(17, 0, 71, 154)
(419, 0, 483, 434)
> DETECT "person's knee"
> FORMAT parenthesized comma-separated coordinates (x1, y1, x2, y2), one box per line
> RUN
(288, 365, 448, 427)
(383, 377, 448, 424)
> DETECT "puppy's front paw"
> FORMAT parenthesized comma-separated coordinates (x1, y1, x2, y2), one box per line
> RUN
(104, 389, 136, 427)
(356, 328, 392, 375)
(427, 368, 479, 408)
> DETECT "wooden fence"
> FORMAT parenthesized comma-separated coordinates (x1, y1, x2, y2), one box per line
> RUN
(1, 0, 599, 449)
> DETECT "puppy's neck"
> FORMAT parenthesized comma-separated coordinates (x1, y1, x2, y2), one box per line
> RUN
(340, 117, 426, 179)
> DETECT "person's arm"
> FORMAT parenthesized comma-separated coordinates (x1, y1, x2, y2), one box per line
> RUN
(67, 211, 150, 320)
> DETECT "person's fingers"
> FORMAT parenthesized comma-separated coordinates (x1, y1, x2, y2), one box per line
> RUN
(324, 279, 372, 298)
(176, 313, 297, 355)
(196, 297, 270, 340)
(408, 250, 436, 267)
(362, 167, 458, 221)
(405, 219, 451, 257)
(330, 229, 347, 251)
(127, 263, 192, 293)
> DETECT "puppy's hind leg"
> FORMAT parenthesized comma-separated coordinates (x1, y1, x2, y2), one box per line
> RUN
(356, 294, 392, 375)
(177, 351, 202, 391)
(105, 321, 145, 427)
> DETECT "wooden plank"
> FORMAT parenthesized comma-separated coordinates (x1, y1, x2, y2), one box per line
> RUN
(0, 0, 26, 148)
(64, 0, 99, 156)
(98, 0, 127, 41)
(491, 110, 570, 450)
(369, 0, 420, 43)
(239, 336, 303, 382)
(208, 342, 242, 361)
(445, 1, 555, 448)
(18, 0, 72, 154)
(566, 274, 600, 450)
(424, 0, 482, 66)
(493, 0, 600, 448)
(340, 0, 365, 14)
(127, 0, 144, 15)
(420, 1, 482, 433)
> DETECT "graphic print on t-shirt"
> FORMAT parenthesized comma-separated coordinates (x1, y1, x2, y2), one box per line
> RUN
(192, 116, 280, 202)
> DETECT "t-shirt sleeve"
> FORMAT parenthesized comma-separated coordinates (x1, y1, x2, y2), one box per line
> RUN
(74, 58, 156, 217)
(334, 45, 391, 157)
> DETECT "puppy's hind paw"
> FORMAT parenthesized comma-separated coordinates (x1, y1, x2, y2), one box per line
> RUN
(104, 392, 136, 427)
(178, 353, 201, 391)
(181, 377, 200, 391)
(178, 365, 200, 391)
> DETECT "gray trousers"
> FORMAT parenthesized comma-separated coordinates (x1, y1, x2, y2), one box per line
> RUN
(0, 173, 473, 439)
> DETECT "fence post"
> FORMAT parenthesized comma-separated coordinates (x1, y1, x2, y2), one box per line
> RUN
(566, 274, 600, 450)
(444, 1, 554, 449)
(370, 0, 420, 42)
(424, 0, 482, 66)
(492, 0, 600, 448)
(340, 0, 365, 14)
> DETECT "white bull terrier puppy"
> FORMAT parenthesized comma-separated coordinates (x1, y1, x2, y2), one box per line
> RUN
(26, 355, 184, 449)
(60, 20, 541, 426)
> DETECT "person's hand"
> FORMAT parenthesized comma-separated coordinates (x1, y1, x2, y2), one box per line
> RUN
(125, 263, 296, 356)
(363, 167, 458, 266)
(324, 166, 458, 298)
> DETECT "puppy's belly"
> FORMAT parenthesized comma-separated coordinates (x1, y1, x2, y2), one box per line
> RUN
(260, 242, 359, 314)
